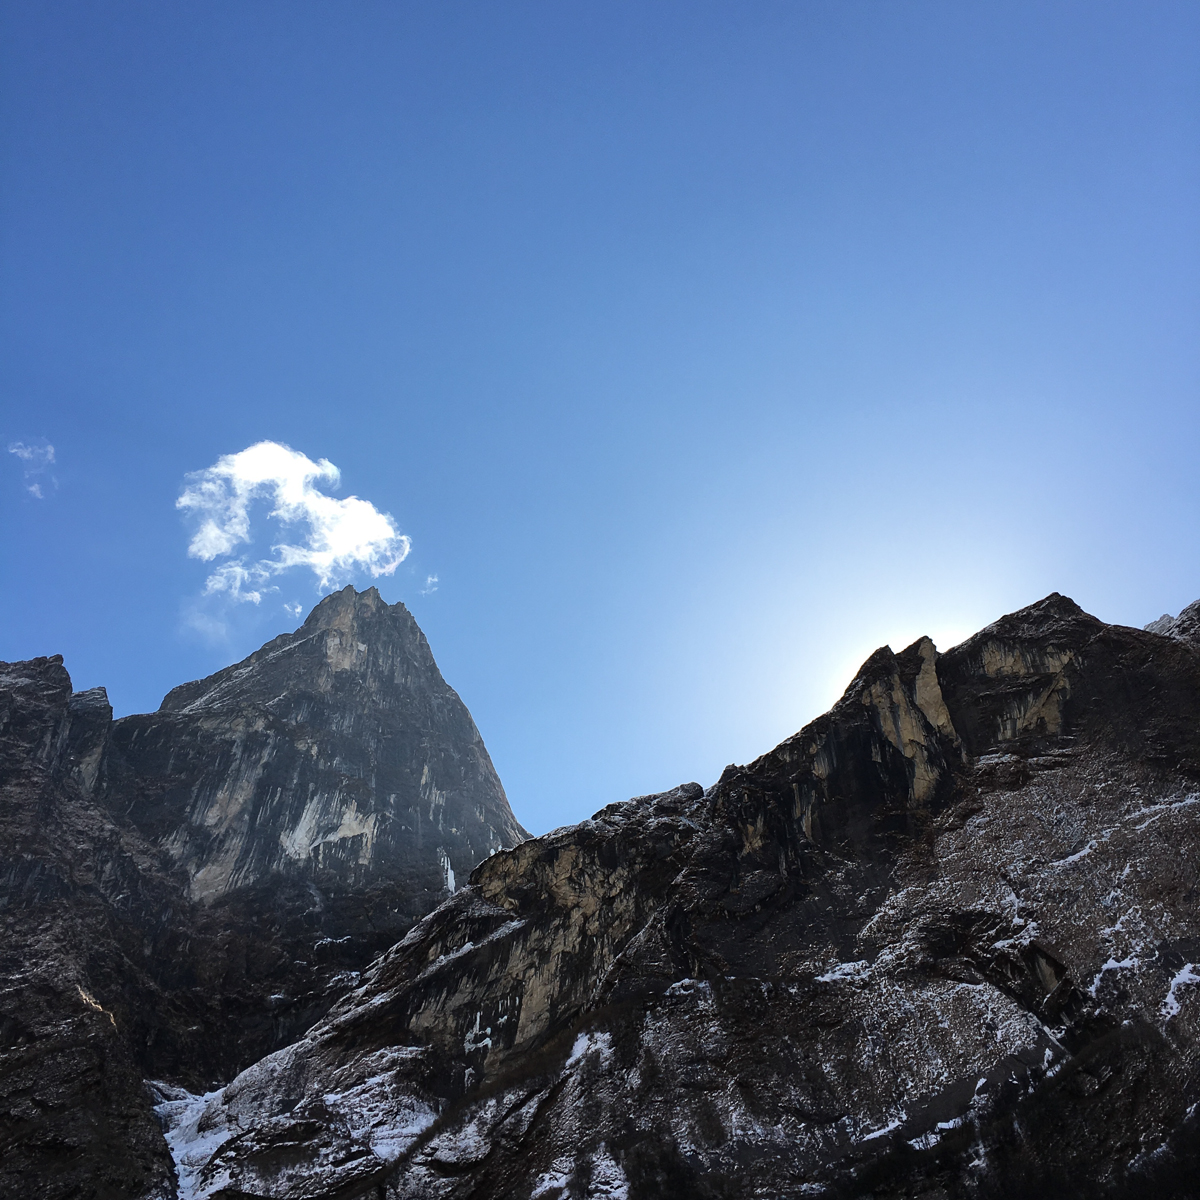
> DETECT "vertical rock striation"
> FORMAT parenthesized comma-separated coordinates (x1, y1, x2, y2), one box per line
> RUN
(113, 585, 523, 903)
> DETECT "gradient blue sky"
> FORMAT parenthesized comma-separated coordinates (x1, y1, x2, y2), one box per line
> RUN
(3, 2, 1198, 833)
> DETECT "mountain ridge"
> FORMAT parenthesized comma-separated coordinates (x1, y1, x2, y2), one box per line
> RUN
(153, 592, 1200, 1199)
(6, 590, 1200, 1198)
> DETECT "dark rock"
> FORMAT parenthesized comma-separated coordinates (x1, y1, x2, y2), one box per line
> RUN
(162, 594, 1200, 1199)
(0, 656, 177, 1199)
(1144, 598, 1200, 644)
(10, 589, 1200, 1198)
(0, 588, 526, 1197)
(104, 585, 527, 1084)
(113, 585, 523, 902)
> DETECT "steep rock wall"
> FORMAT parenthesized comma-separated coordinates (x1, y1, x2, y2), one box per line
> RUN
(167, 595, 1200, 1200)
(0, 657, 177, 1200)
(111, 585, 524, 901)
(0, 587, 526, 1198)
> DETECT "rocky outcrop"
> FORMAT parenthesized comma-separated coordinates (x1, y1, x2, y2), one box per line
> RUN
(0, 656, 177, 1200)
(112, 585, 523, 903)
(164, 594, 1200, 1199)
(1145, 598, 1200, 645)
(99, 585, 527, 1086)
(0, 588, 526, 1198)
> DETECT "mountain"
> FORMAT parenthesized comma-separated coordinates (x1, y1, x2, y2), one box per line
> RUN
(0, 656, 178, 1198)
(7, 590, 1200, 1199)
(112, 585, 523, 903)
(0, 588, 526, 1199)
(156, 594, 1200, 1199)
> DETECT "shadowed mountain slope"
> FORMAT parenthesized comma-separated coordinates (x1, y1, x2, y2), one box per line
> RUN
(0, 588, 526, 1200)
(164, 594, 1200, 1199)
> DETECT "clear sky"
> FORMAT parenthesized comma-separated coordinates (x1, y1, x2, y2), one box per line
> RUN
(2, 2, 1198, 834)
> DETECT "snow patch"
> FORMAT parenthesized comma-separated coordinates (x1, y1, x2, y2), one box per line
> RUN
(586, 1145, 630, 1198)
(1087, 956, 1140, 997)
(1162, 964, 1200, 1018)
(665, 977, 712, 998)
(816, 960, 871, 983)
(566, 1030, 613, 1070)
(150, 1083, 233, 1200)
(419, 919, 526, 983)
(531, 1157, 574, 1197)
(1050, 839, 1099, 867)
(860, 1113, 906, 1142)
(1127, 793, 1200, 832)
(321, 1050, 435, 1162)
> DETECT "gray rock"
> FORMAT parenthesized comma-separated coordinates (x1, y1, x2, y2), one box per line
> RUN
(0, 587, 526, 1197)
(1144, 598, 1200, 643)
(162, 593, 1200, 1199)
(0, 655, 178, 1199)
(113, 585, 524, 902)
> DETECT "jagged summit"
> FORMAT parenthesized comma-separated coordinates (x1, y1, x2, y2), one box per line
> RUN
(161, 585, 435, 713)
(7, 590, 1200, 1199)
(1145, 597, 1200, 643)
(113, 585, 526, 902)
(0, 587, 532, 1196)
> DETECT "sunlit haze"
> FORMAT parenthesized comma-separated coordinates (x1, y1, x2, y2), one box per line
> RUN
(3, 2, 1197, 832)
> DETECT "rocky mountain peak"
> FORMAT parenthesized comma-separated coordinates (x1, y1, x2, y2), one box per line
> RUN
(10, 590, 1200, 1199)
(1145, 597, 1200, 643)
(113, 587, 526, 904)
(0, 589, 533, 1197)
(159, 584, 433, 716)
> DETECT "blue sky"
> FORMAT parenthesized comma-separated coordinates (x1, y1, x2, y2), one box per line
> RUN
(2, 1, 1198, 833)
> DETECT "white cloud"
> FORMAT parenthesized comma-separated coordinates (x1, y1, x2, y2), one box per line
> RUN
(420, 574, 439, 594)
(178, 441, 410, 600)
(203, 560, 275, 605)
(9, 441, 54, 466)
(8, 440, 56, 497)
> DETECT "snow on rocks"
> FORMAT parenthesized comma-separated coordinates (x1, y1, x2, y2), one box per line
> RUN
(149, 1083, 235, 1200)
(137, 601, 1200, 1198)
(1162, 964, 1200, 1019)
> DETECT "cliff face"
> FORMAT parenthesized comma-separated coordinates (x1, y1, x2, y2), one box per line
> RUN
(0, 657, 177, 1200)
(0, 588, 526, 1199)
(100, 586, 527, 1087)
(8, 590, 1200, 1199)
(112, 585, 524, 901)
(165, 595, 1200, 1199)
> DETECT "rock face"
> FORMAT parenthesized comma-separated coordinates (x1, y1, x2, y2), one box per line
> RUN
(102, 586, 526, 1084)
(0, 588, 526, 1198)
(0, 657, 178, 1199)
(113, 585, 522, 903)
(164, 595, 1200, 1199)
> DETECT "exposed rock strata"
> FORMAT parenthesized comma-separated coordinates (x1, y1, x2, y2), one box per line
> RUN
(0, 588, 525, 1198)
(166, 595, 1200, 1199)
(112, 585, 522, 904)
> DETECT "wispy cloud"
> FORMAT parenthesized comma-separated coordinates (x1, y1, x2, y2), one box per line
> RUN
(8, 440, 56, 498)
(178, 441, 410, 603)
(421, 574, 439, 595)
